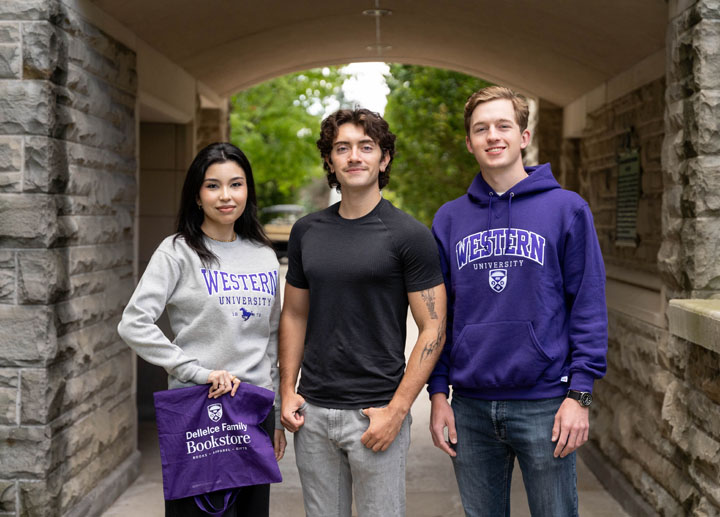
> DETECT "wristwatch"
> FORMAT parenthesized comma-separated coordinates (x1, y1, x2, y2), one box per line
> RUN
(567, 390, 592, 407)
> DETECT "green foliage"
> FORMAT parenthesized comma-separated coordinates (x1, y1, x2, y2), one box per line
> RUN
(230, 68, 346, 208)
(384, 65, 492, 226)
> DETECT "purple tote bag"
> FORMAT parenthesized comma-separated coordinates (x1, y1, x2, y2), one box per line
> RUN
(153, 382, 282, 501)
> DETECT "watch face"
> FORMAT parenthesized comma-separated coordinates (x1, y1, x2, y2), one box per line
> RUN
(580, 392, 593, 406)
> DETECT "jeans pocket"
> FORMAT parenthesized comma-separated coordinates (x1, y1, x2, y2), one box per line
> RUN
(358, 404, 390, 419)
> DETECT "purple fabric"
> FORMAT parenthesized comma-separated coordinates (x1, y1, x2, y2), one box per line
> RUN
(154, 382, 282, 501)
(428, 163, 607, 400)
(193, 490, 238, 516)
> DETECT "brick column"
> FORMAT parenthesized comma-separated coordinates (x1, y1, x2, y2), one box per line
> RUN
(0, 1, 139, 515)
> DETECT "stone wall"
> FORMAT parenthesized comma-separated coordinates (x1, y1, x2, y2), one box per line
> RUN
(579, 2, 720, 514)
(136, 122, 193, 421)
(0, 1, 139, 516)
(579, 78, 665, 274)
(652, 0, 720, 512)
(138, 122, 192, 273)
(660, 0, 720, 301)
(590, 310, 720, 516)
(195, 105, 228, 153)
(559, 138, 581, 195)
(536, 99, 563, 177)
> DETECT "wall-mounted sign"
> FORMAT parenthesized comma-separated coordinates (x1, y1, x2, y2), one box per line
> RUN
(615, 149, 640, 247)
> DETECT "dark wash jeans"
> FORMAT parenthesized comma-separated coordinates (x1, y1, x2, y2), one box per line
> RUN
(451, 395, 578, 517)
(164, 411, 275, 517)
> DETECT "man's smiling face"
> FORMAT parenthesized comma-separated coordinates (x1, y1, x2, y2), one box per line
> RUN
(465, 98, 530, 174)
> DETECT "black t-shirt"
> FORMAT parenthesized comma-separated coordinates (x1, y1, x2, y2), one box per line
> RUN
(286, 198, 443, 409)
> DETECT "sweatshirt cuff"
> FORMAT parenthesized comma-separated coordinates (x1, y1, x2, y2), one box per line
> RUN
(569, 372, 595, 393)
(191, 367, 213, 386)
(427, 377, 450, 398)
(274, 405, 283, 430)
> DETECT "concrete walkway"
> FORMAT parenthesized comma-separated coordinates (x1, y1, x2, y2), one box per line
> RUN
(104, 372, 629, 516)
(104, 265, 629, 516)
(103, 391, 629, 517)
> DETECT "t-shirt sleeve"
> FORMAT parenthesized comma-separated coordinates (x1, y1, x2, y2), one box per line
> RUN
(396, 220, 444, 292)
(285, 217, 310, 289)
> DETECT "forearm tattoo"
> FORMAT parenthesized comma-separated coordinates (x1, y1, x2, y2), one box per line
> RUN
(420, 316, 446, 363)
(421, 289, 438, 319)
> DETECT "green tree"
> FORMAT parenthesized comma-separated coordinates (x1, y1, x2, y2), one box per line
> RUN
(384, 65, 492, 226)
(230, 67, 346, 209)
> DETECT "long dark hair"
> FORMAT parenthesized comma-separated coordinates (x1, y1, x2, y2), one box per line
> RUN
(175, 142, 271, 266)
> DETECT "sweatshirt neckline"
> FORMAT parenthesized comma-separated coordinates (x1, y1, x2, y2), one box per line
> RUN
(204, 234, 242, 247)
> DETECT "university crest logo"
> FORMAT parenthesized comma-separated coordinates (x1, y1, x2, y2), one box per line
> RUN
(207, 403, 223, 422)
(489, 269, 507, 293)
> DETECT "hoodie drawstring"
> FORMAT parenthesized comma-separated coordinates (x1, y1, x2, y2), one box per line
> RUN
(484, 192, 514, 250)
(488, 191, 514, 231)
(479, 192, 496, 251)
(487, 192, 495, 235)
(508, 192, 514, 229)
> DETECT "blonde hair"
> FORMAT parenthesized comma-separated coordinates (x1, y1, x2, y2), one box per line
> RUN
(464, 86, 529, 135)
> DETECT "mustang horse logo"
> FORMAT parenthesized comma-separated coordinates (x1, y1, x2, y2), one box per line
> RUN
(488, 269, 508, 293)
(207, 403, 223, 422)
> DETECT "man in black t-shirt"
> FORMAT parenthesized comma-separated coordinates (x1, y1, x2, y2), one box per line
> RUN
(279, 108, 446, 516)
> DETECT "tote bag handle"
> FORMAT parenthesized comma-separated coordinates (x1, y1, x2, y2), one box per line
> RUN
(193, 489, 238, 516)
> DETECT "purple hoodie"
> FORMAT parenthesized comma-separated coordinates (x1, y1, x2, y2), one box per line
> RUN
(428, 163, 607, 400)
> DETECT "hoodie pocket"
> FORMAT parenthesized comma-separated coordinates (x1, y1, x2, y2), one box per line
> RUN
(450, 321, 555, 389)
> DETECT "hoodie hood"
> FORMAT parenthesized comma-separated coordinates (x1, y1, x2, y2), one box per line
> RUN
(467, 163, 561, 204)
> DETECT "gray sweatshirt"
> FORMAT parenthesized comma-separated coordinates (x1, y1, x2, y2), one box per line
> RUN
(117, 234, 281, 426)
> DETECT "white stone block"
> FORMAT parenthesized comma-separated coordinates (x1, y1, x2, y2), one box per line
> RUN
(0, 305, 56, 365)
(0, 192, 58, 246)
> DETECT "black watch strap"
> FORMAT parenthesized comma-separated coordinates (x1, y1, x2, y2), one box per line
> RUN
(567, 390, 592, 407)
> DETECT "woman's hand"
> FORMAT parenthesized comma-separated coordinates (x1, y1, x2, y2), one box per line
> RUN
(273, 429, 287, 461)
(207, 370, 241, 398)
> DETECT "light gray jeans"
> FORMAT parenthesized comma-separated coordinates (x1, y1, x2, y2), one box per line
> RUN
(294, 401, 412, 517)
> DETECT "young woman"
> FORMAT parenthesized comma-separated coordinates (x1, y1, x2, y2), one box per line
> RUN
(118, 142, 286, 517)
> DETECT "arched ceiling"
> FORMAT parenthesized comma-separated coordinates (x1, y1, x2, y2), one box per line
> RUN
(90, 0, 667, 106)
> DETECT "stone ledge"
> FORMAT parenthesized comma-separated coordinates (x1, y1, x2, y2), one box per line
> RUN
(667, 299, 720, 354)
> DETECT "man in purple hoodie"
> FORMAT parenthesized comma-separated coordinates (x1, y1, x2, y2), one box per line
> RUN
(428, 86, 608, 516)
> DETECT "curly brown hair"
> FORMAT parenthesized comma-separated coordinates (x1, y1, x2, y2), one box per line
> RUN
(317, 108, 396, 191)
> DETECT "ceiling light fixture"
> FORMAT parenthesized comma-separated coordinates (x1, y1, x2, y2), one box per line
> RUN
(362, 9, 392, 17)
(363, 1, 392, 57)
(366, 44, 393, 52)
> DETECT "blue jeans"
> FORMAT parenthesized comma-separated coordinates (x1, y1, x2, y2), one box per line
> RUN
(451, 395, 578, 517)
(294, 401, 412, 517)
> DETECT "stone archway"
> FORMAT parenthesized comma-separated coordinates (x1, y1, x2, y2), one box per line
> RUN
(2, 1, 719, 516)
